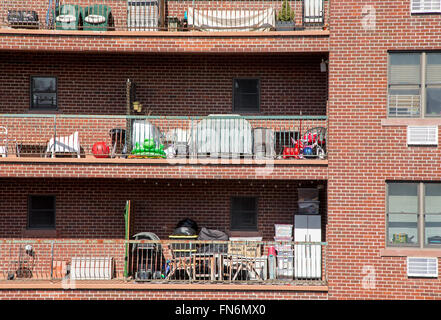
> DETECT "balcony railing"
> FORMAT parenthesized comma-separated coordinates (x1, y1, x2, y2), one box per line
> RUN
(1, 0, 329, 32)
(0, 114, 327, 161)
(0, 239, 327, 285)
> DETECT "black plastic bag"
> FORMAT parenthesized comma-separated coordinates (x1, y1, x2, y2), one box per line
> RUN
(176, 218, 198, 232)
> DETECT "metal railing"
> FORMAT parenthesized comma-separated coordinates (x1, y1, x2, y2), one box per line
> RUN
(0, 239, 327, 285)
(0, 0, 329, 31)
(0, 114, 327, 160)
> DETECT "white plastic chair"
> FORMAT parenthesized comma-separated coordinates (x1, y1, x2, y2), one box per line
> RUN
(46, 131, 80, 158)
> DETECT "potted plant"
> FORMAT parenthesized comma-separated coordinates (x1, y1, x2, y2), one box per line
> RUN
(276, 0, 295, 31)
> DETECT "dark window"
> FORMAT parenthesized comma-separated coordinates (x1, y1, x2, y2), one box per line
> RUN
(30, 76, 57, 110)
(233, 79, 260, 113)
(231, 197, 258, 231)
(28, 195, 56, 229)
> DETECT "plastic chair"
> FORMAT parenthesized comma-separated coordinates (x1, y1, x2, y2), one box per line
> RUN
(45, 131, 81, 158)
(53, 4, 83, 30)
(83, 5, 113, 31)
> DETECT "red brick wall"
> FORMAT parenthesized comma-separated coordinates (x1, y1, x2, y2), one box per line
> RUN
(0, 289, 328, 299)
(0, 51, 328, 116)
(0, 178, 327, 241)
(328, 0, 441, 299)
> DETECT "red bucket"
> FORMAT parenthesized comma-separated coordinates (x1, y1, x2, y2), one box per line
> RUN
(268, 246, 276, 256)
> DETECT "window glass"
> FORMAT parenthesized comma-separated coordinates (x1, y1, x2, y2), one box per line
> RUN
(233, 79, 260, 113)
(425, 54, 441, 116)
(424, 184, 441, 245)
(425, 184, 441, 214)
(388, 213, 418, 245)
(32, 77, 56, 92)
(389, 53, 421, 85)
(388, 183, 418, 213)
(387, 183, 418, 246)
(426, 53, 441, 84)
(28, 195, 55, 229)
(424, 214, 441, 245)
(388, 54, 421, 117)
(30, 76, 57, 109)
(426, 87, 441, 116)
(231, 197, 257, 231)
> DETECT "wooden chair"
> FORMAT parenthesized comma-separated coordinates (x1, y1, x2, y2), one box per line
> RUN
(224, 241, 264, 281)
(162, 243, 194, 280)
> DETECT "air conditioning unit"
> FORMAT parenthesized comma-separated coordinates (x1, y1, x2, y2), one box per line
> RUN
(407, 126, 438, 146)
(70, 257, 113, 280)
(407, 257, 438, 278)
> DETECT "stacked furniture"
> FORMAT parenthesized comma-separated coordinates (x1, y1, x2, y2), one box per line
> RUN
(274, 224, 294, 279)
(294, 188, 322, 279)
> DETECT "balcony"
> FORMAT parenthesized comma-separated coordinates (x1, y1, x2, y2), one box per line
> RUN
(0, 239, 328, 289)
(0, 114, 327, 178)
(1, 0, 329, 32)
(0, 0, 330, 53)
(0, 114, 328, 179)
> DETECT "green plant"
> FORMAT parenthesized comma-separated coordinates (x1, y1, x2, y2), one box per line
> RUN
(277, 0, 295, 22)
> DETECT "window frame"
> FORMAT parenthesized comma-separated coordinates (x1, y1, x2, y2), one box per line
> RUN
(423, 183, 441, 248)
(386, 182, 420, 248)
(387, 51, 441, 118)
(27, 195, 56, 230)
(232, 78, 261, 114)
(387, 52, 422, 118)
(230, 196, 258, 232)
(30, 75, 58, 110)
(386, 182, 441, 249)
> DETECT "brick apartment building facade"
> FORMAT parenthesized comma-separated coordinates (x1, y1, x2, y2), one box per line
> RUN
(0, 0, 440, 300)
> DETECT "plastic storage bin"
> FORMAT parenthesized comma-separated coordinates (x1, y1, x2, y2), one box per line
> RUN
(274, 224, 293, 238)
(277, 255, 294, 280)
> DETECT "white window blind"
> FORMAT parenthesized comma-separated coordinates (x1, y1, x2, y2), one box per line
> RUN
(390, 54, 421, 85)
(412, 0, 441, 13)
(427, 53, 441, 84)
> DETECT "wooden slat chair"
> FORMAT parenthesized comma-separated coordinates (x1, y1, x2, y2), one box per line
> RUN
(162, 242, 194, 280)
